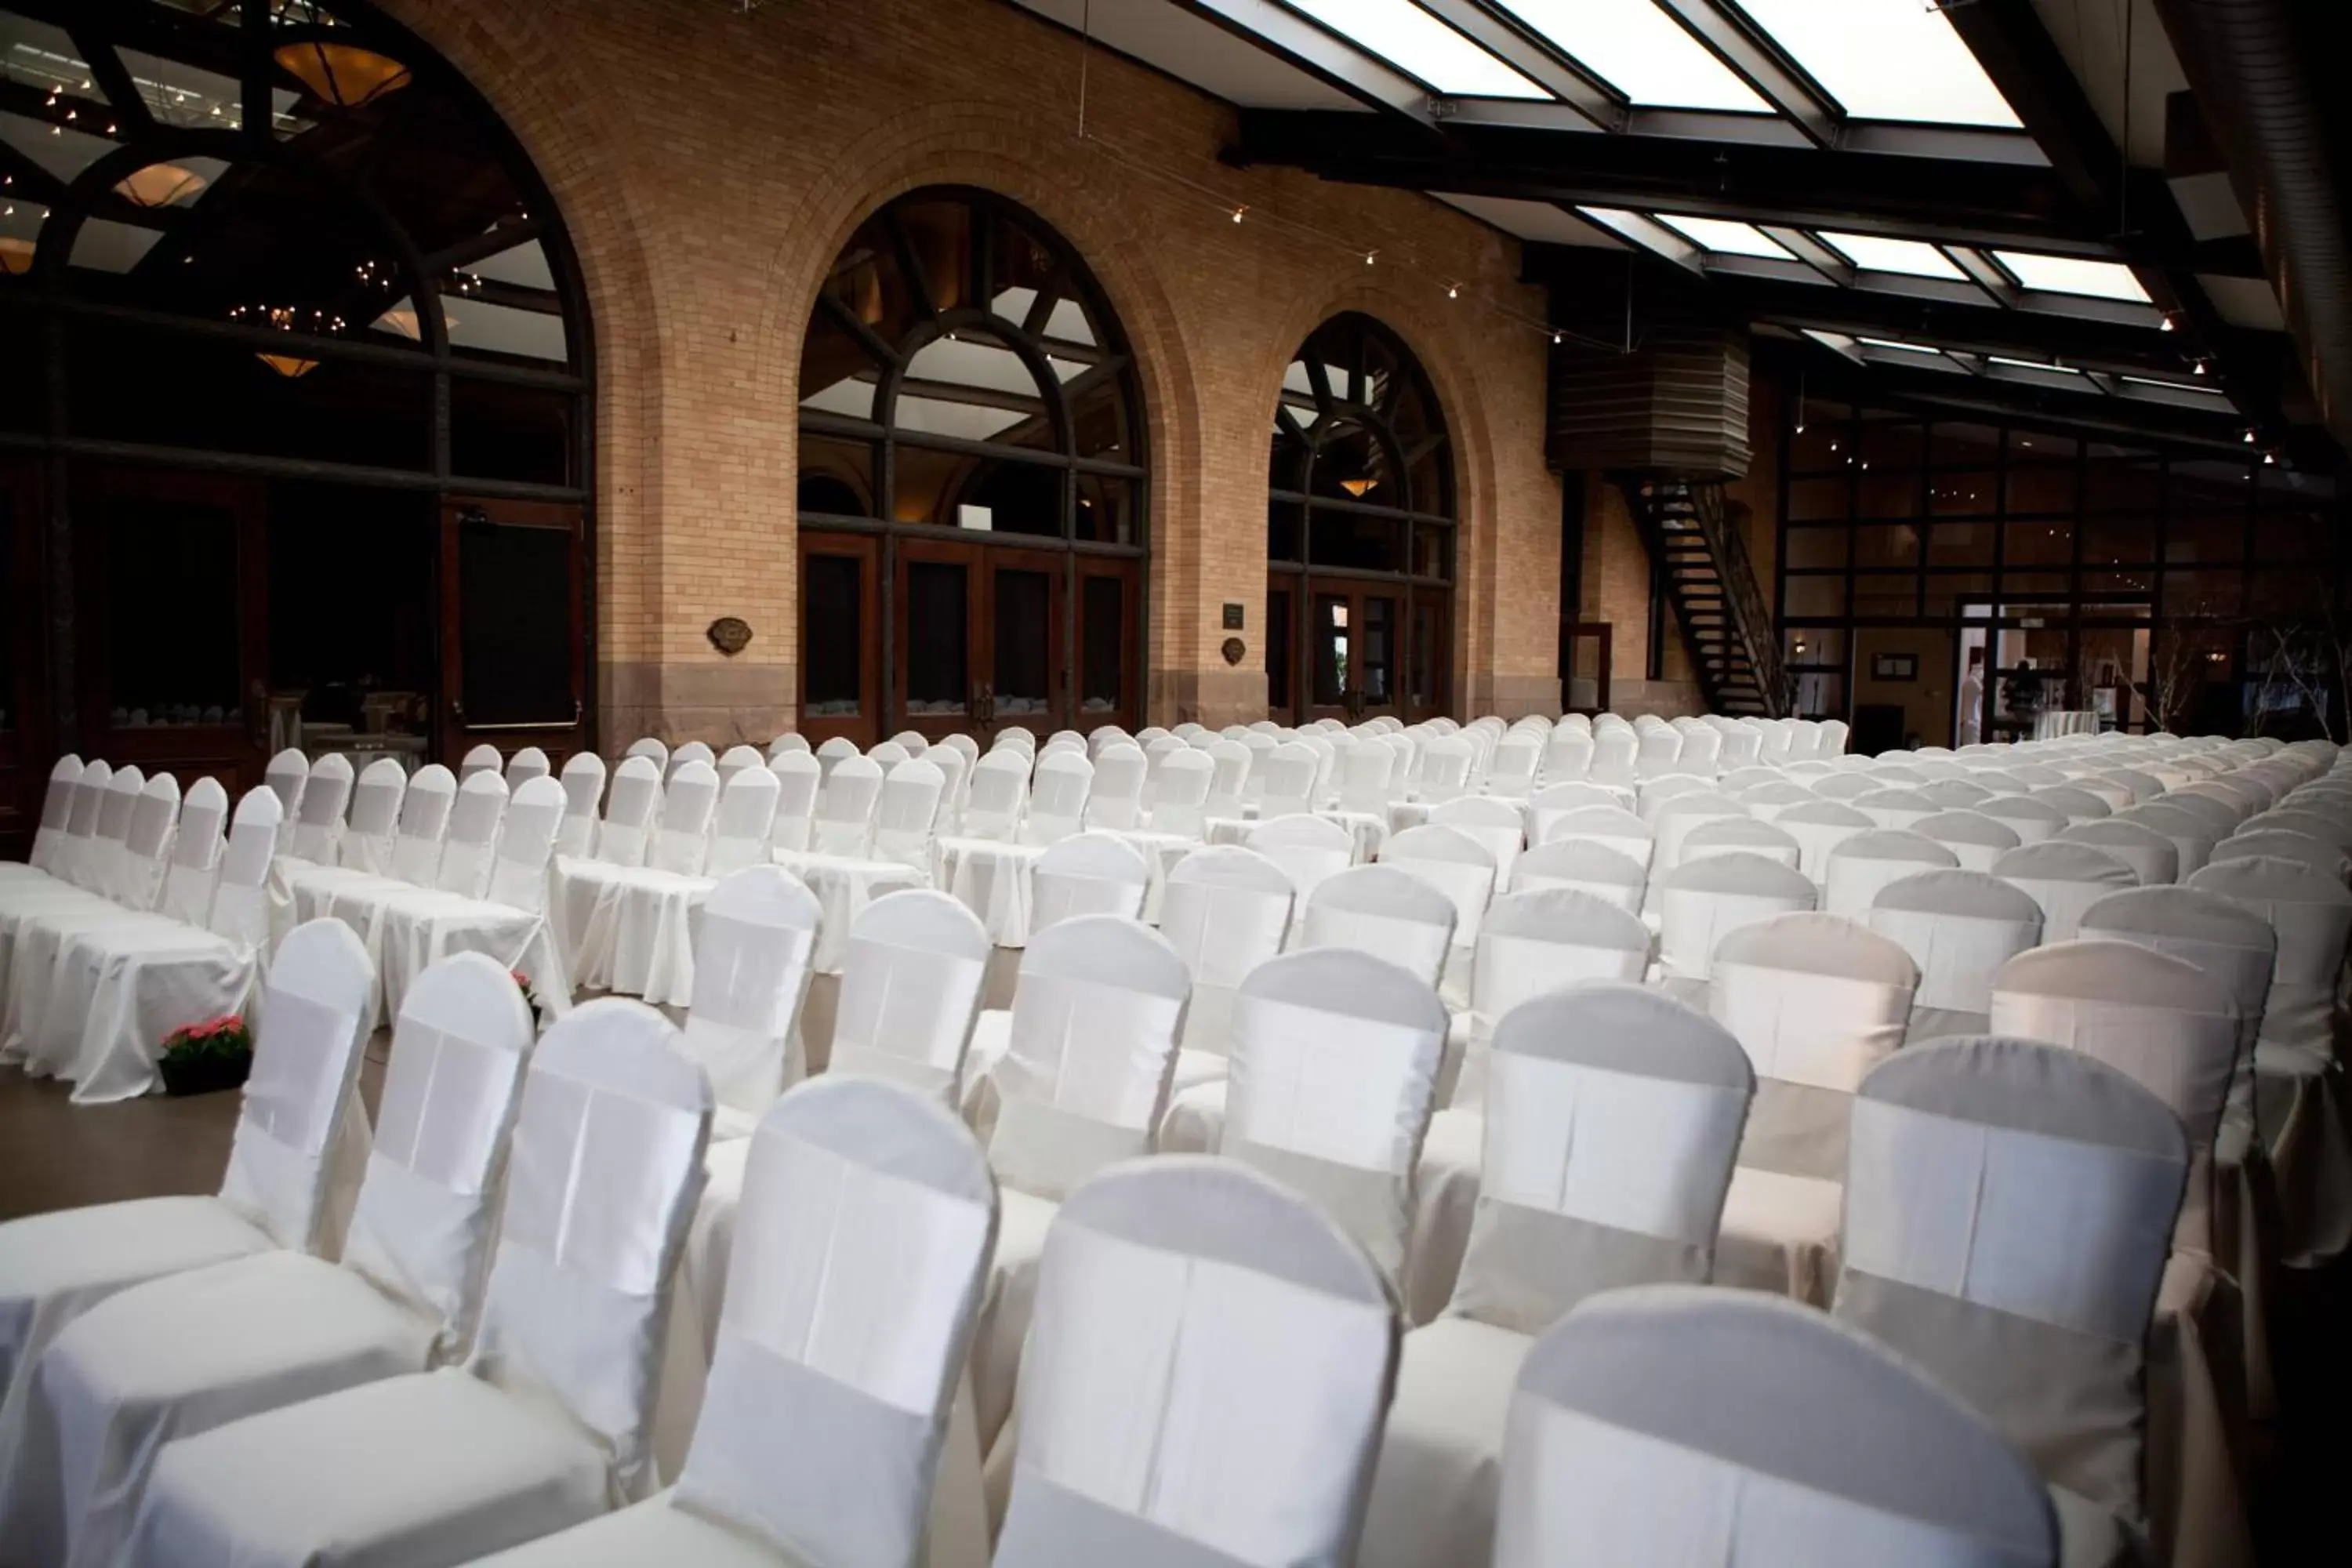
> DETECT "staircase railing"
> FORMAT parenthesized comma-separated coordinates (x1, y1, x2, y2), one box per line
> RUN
(1680, 480, 1789, 718)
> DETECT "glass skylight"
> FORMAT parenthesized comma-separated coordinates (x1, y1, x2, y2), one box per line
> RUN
(1283, 0, 1548, 100)
(1818, 230, 1966, 281)
(1490, 0, 1768, 112)
(1651, 214, 1792, 260)
(1992, 251, 2152, 303)
(1735, 0, 2020, 127)
(1857, 336, 1945, 358)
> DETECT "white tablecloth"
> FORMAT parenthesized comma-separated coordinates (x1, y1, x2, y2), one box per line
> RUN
(768, 851, 928, 975)
(934, 838, 1044, 947)
(2034, 710, 2102, 739)
(1205, 811, 1386, 863)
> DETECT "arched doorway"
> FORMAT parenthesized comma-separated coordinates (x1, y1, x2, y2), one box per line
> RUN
(1265, 313, 1454, 725)
(796, 187, 1148, 746)
(0, 0, 591, 849)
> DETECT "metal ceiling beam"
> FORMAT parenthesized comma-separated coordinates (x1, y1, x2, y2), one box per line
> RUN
(1649, 0, 1838, 147)
(1414, 0, 1621, 131)
(1164, 1, 1439, 129)
(1781, 345, 2256, 452)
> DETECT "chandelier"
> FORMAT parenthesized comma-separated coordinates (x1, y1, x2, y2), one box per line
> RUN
(230, 302, 347, 379)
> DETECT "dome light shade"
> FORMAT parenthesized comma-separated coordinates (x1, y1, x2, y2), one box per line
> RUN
(274, 42, 411, 109)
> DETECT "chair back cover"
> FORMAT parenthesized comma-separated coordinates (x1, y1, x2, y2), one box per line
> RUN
(713, 744, 761, 791)
(1084, 743, 1147, 830)
(1499, 1286, 2057, 1568)
(676, 1077, 993, 1568)
(1378, 824, 1498, 949)
(625, 736, 670, 772)
(1149, 748, 1216, 837)
(1867, 869, 2043, 1016)
(458, 742, 503, 782)
(684, 866, 823, 1123)
(2156, 789, 2240, 837)
(264, 747, 310, 853)
(1416, 735, 1475, 803)
(1922, 778, 1995, 811)
(1976, 793, 2067, 846)
(217, 918, 374, 1252)
(1258, 742, 1320, 819)
(829, 889, 991, 1105)
(872, 758, 945, 869)
(1824, 829, 1961, 920)
(1657, 852, 1817, 981)
(1456, 889, 1651, 1105)
(1220, 948, 1450, 1279)
(1633, 725, 1682, 782)
(1482, 732, 1542, 800)
(1021, 750, 1094, 847)
(1334, 739, 1398, 816)
(1589, 724, 1638, 787)
(1201, 739, 1250, 822)
(342, 950, 535, 1364)
(1710, 913, 1918, 1182)
(1160, 847, 1297, 1056)
(768, 749, 823, 853)
(2057, 818, 2178, 886)
(1031, 832, 1152, 935)
(343, 757, 410, 872)
(27, 753, 80, 873)
(991, 915, 1190, 1201)
(289, 753, 354, 863)
(927, 742, 970, 835)
(963, 750, 1031, 843)
(1773, 799, 1875, 883)
(670, 740, 718, 778)
(647, 758, 719, 874)
(705, 763, 782, 877)
(1679, 815, 1801, 870)
(1246, 813, 1355, 908)
(506, 746, 552, 791)
(1912, 809, 2021, 873)
(1296, 862, 1458, 987)
(470, 997, 712, 1502)
(207, 786, 284, 946)
(1431, 795, 1526, 887)
(158, 777, 230, 925)
(815, 736, 861, 785)
(1851, 788, 1940, 833)
(1670, 723, 1723, 778)
(1539, 802, 1652, 868)
(1452, 986, 1751, 1333)
(1510, 838, 1647, 913)
(2209, 826, 2350, 884)
(596, 754, 663, 867)
(1992, 840, 2138, 941)
(92, 765, 143, 900)
(1835, 1037, 2187, 1522)
(2079, 884, 2275, 1134)
(60, 758, 111, 890)
(1988, 940, 2239, 1254)
(813, 754, 884, 858)
(435, 768, 511, 896)
(485, 775, 566, 911)
(122, 772, 183, 911)
(2184, 855, 2351, 1048)
(996, 1159, 1396, 1568)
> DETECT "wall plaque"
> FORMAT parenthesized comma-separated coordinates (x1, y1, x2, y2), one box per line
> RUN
(1221, 637, 1247, 666)
(1222, 602, 1245, 630)
(707, 617, 753, 656)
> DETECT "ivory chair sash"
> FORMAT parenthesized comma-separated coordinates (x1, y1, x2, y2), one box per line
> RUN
(682, 866, 823, 1136)
(1833, 1037, 2189, 1564)
(286, 753, 354, 866)
(1774, 799, 1875, 884)
(1362, 985, 1755, 1568)
(0, 953, 534, 1566)
(1497, 1287, 2057, 1568)
(343, 758, 411, 874)
(1867, 869, 2044, 1042)
(1655, 852, 1817, 988)
(1153, 846, 1294, 1109)
(827, 890, 992, 1107)
(480, 1077, 996, 1568)
(1994, 841, 2139, 942)
(2060, 818, 2180, 887)
(1709, 913, 1918, 1302)
(120, 999, 714, 1568)
(0, 919, 372, 1471)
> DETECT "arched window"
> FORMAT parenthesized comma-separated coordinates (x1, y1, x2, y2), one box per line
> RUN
(1266, 313, 1454, 724)
(797, 187, 1147, 745)
(0, 0, 591, 813)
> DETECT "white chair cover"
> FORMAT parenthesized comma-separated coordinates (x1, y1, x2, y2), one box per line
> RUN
(1977, 794, 2068, 846)
(207, 788, 285, 949)
(120, 999, 714, 1567)
(1430, 797, 1526, 890)
(767, 750, 822, 854)
(1500, 1286, 2058, 1568)
(682, 866, 822, 1134)
(1679, 815, 1801, 870)
(288, 754, 354, 865)
(429, 770, 509, 898)
(1824, 829, 1960, 921)
(1589, 725, 1638, 787)
(2059, 818, 2179, 887)
(1993, 841, 2138, 942)
(594, 757, 662, 869)
(1451, 889, 1653, 1108)
(670, 740, 717, 778)
(2186, 854, 2352, 1051)
(1867, 869, 2044, 1035)
(1656, 852, 1817, 983)
(812, 755, 884, 859)
(1258, 742, 1319, 819)
(1294, 862, 1458, 988)
(1913, 809, 2022, 873)
(927, 742, 970, 837)
(119, 773, 182, 912)
(263, 750, 310, 856)
(506, 746, 552, 791)
(1834, 1036, 2187, 1550)
(1378, 825, 1497, 963)
(458, 742, 503, 783)
(1083, 744, 1147, 831)
(2210, 827, 2349, 884)
(963, 752, 1030, 844)
(1774, 800, 1875, 884)
(873, 758, 945, 869)
(1416, 735, 1475, 803)
(703, 764, 782, 877)
(625, 737, 670, 772)
(158, 779, 229, 927)
(712, 745, 760, 792)
(1020, 751, 1093, 848)
(1157, 847, 1296, 1064)
(1509, 839, 1646, 913)
(828, 890, 991, 1106)
(993, 1159, 1396, 1568)
(645, 760, 717, 877)
(1148, 749, 1214, 838)
(24, 756, 80, 877)
(1201, 739, 1250, 824)
(1539, 803, 1652, 869)
(1245, 814, 1355, 909)
(342, 759, 409, 873)
(1338, 740, 1399, 816)
(1029, 832, 1151, 936)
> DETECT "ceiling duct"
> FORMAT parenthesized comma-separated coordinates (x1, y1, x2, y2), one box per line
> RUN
(1545, 252, 1751, 480)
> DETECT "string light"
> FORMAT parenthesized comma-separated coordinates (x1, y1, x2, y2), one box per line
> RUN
(1230, 205, 1246, 224)
(1363, 250, 1376, 267)
(1446, 283, 1459, 299)
(2243, 430, 2257, 445)
(2159, 316, 2175, 332)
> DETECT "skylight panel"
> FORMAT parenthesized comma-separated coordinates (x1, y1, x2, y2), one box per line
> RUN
(1857, 336, 1945, 358)
(1735, 0, 2020, 127)
(1283, 0, 1549, 100)
(1992, 251, 2151, 303)
(1988, 355, 2081, 376)
(1490, 0, 1769, 112)
(1652, 214, 1792, 260)
(1818, 230, 1966, 281)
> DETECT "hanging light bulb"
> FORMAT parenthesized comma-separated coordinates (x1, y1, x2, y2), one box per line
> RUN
(1446, 283, 1459, 299)
(1231, 205, 1247, 224)
(1363, 251, 1376, 267)
(2160, 316, 2175, 332)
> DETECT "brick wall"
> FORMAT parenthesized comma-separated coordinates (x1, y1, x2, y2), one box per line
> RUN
(379, 0, 1568, 742)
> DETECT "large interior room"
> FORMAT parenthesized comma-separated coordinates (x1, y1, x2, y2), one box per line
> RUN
(1, 2, 2347, 1564)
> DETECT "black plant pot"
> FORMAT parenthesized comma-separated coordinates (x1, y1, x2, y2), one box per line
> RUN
(159, 1052, 252, 1098)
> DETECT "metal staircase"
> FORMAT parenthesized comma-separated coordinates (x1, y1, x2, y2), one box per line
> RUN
(1621, 477, 1788, 719)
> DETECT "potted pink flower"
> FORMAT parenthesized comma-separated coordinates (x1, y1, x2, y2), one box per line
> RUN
(158, 1014, 253, 1097)
(513, 969, 542, 1025)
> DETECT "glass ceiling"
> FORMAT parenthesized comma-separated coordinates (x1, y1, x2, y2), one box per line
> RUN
(1284, 0, 1546, 100)
(1491, 0, 1767, 113)
(1652, 214, 1790, 260)
(1733, 0, 2020, 127)
(1817, 231, 1965, 281)
(1992, 251, 2151, 303)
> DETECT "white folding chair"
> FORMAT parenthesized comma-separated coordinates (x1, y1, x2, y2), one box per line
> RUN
(961, 750, 1030, 843)
(1416, 735, 1475, 804)
(504, 746, 552, 792)
(1156, 845, 1296, 1077)
(1509, 838, 1646, 913)
(1485, 733, 1541, 799)
(1680, 815, 1801, 871)
(22, 755, 81, 879)
(1203, 738, 1250, 823)
(1539, 803, 1652, 869)
(546, 757, 603, 866)
(1028, 831, 1150, 935)
(644, 760, 717, 877)
(1912, 808, 2021, 873)
(158, 779, 230, 926)
(263, 749, 310, 855)
(1257, 741, 1319, 819)
(711, 744, 761, 792)
(624, 737, 670, 773)
(1775, 799, 1875, 884)
(119, 999, 713, 1567)
(764, 733, 810, 760)
(1866, 868, 2043, 1041)
(454, 742, 502, 785)
(1430, 796, 1526, 891)
(1834, 1036, 2187, 1562)
(669, 740, 717, 779)
(1380, 825, 1498, 993)
(1339, 738, 1399, 815)
(1291, 862, 1457, 988)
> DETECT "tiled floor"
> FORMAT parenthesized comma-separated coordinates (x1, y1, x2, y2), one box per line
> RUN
(0, 1044, 387, 1223)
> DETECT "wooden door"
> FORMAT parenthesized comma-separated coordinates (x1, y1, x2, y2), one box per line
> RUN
(799, 532, 882, 748)
(1305, 582, 1404, 724)
(1074, 557, 1139, 735)
(438, 496, 587, 768)
(894, 539, 1065, 742)
(985, 546, 1065, 736)
(0, 463, 45, 859)
(1265, 576, 1298, 727)
(74, 465, 269, 798)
